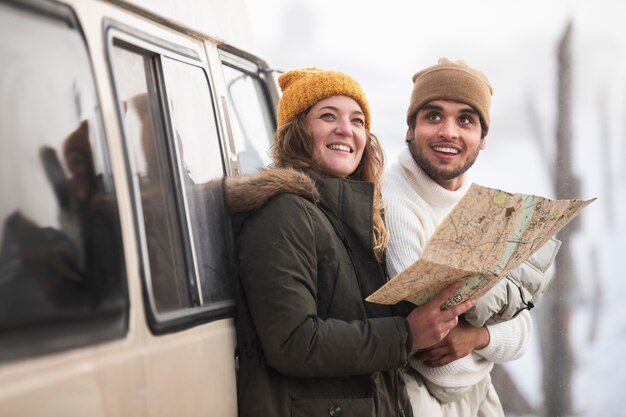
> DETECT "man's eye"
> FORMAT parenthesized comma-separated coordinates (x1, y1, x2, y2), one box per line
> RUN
(426, 112, 441, 121)
(459, 115, 473, 125)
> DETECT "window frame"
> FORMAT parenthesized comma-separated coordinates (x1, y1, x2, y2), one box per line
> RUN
(218, 50, 278, 174)
(219, 49, 277, 131)
(105, 23, 235, 334)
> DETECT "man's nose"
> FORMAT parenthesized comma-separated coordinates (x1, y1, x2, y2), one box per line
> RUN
(438, 118, 459, 139)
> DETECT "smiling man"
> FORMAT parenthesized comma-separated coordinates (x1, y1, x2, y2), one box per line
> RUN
(383, 58, 539, 416)
(406, 99, 485, 192)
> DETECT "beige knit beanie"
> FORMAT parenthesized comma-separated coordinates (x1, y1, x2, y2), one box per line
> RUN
(277, 67, 371, 130)
(406, 58, 493, 133)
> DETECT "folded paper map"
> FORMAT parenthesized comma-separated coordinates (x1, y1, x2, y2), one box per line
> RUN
(367, 184, 595, 308)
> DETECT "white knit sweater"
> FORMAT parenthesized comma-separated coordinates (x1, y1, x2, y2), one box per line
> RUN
(383, 148, 531, 388)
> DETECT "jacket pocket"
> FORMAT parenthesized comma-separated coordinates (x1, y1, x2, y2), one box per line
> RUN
(291, 397, 375, 417)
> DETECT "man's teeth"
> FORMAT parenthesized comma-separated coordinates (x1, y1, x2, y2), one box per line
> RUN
(432, 146, 459, 155)
(328, 144, 351, 153)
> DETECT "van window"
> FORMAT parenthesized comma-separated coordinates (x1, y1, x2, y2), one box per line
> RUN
(111, 46, 192, 314)
(220, 55, 275, 174)
(160, 57, 232, 306)
(0, 0, 127, 361)
(109, 35, 234, 330)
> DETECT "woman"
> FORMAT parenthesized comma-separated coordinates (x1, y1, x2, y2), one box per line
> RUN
(226, 68, 472, 417)
(225, 67, 413, 417)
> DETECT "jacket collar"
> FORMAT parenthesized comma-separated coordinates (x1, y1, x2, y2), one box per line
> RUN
(225, 167, 375, 254)
(225, 167, 319, 214)
(312, 173, 374, 254)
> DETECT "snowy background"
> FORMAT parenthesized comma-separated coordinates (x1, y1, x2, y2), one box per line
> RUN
(242, 1, 626, 416)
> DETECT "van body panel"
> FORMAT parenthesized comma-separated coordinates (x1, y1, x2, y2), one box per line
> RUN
(114, 0, 254, 50)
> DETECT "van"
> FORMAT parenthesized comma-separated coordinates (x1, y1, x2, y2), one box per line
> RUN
(0, 0, 277, 415)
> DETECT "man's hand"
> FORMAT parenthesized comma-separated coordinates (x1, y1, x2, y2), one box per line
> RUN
(415, 320, 490, 367)
(405, 282, 475, 354)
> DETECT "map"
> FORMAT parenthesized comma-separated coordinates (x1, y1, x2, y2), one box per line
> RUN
(366, 184, 595, 308)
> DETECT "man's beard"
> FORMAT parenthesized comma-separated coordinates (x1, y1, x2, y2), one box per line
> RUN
(409, 143, 481, 182)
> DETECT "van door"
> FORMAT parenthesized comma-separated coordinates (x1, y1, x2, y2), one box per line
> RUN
(106, 24, 237, 416)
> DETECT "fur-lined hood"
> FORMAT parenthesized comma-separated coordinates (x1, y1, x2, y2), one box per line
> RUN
(224, 168, 319, 214)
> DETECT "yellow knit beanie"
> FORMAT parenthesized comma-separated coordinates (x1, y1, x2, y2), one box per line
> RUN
(277, 68, 371, 130)
(406, 58, 493, 134)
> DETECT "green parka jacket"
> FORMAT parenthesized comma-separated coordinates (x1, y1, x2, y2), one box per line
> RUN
(225, 168, 413, 417)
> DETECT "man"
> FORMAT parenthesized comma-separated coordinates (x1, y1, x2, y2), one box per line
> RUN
(383, 58, 558, 416)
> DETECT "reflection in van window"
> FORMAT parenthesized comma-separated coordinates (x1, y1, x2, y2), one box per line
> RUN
(221, 64, 274, 173)
(111, 46, 192, 314)
(0, 1, 126, 360)
(161, 58, 233, 307)
(111, 42, 234, 324)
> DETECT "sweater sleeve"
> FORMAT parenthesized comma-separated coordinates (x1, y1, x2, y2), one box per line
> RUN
(475, 309, 532, 363)
(237, 194, 410, 378)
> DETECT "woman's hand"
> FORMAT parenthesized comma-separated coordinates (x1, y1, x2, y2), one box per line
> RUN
(405, 282, 475, 354)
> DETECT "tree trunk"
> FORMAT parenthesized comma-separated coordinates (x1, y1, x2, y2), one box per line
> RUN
(542, 20, 576, 417)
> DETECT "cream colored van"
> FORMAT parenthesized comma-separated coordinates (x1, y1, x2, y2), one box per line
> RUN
(0, 0, 277, 415)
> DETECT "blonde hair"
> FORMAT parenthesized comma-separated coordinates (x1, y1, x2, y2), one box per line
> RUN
(271, 112, 388, 259)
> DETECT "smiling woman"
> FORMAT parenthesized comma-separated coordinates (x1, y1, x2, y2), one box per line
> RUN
(222, 67, 411, 417)
(306, 95, 366, 177)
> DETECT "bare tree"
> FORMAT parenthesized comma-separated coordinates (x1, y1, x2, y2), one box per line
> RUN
(541, 20, 577, 417)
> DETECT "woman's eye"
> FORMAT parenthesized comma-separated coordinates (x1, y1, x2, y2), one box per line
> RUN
(320, 113, 335, 120)
(352, 117, 365, 126)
